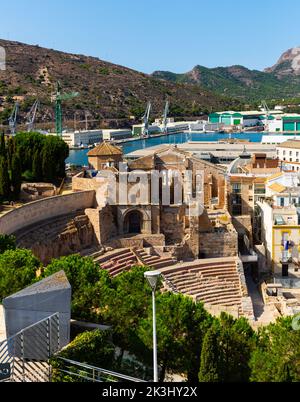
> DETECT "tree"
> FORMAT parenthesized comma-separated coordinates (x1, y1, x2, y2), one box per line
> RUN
(10, 153, 22, 199)
(14, 132, 69, 182)
(32, 149, 43, 181)
(7, 138, 15, 171)
(0, 249, 40, 299)
(199, 326, 221, 382)
(250, 317, 300, 382)
(0, 155, 11, 200)
(199, 313, 255, 383)
(103, 266, 153, 357)
(0, 234, 16, 254)
(42, 254, 110, 320)
(137, 292, 212, 381)
(42, 136, 69, 182)
(0, 132, 6, 157)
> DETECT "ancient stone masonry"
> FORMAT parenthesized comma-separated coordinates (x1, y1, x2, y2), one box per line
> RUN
(199, 230, 238, 259)
(16, 213, 95, 265)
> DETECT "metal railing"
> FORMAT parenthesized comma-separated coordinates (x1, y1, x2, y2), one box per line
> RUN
(0, 313, 60, 382)
(53, 357, 146, 382)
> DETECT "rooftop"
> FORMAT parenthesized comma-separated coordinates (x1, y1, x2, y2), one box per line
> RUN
(87, 141, 123, 157)
(277, 140, 300, 149)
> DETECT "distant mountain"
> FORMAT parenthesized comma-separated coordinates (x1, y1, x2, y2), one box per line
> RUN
(153, 49, 300, 101)
(265, 47, 300, 77)
(0, 39, 242, 130)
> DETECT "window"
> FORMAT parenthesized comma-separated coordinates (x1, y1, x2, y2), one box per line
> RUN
(249, 185, 253, 190)
(280, 198, 285, 207)
(297, 152, 299, 157)
(283, 151, 286, 156)
(232, 183, 241, 194)
(290, 151, 293, 156)
(290, 158, 293, 162)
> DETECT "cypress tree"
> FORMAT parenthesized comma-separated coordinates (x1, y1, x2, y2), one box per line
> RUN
(11, 153, 22, 199)
(7, 138, 15, 171)
(0, 156, 11, 200)
(42, 142, 55, 182)
(199, 327, 220, 382)
(0, 132, 5, 157)
(32, 150, 43, 181)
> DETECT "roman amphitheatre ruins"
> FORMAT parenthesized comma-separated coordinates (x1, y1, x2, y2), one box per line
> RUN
(0, 142, 256, 321)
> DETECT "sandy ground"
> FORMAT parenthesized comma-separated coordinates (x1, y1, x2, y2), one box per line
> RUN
(0, 305, 6, 342)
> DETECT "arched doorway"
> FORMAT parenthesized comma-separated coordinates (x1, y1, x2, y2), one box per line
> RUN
(124, 210, 143, 234)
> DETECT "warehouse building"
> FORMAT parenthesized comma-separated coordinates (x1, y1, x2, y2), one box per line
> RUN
(209, 110, 283, 128)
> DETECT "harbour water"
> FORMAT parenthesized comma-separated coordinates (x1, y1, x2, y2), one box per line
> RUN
(67, 131, 264, 166)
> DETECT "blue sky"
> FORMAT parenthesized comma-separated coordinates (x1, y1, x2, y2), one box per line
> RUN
(1, 0, 300, 73)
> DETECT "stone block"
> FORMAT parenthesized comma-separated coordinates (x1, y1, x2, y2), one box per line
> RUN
(3, 271, 71, 359)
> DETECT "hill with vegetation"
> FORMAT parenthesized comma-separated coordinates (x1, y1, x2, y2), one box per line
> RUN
(0, 39, 243, 131)
(153, 48, 300, 102)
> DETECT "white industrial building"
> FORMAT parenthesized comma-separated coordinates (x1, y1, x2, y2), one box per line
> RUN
(61, 130, 103, 147)
(102, 129, 132, 141)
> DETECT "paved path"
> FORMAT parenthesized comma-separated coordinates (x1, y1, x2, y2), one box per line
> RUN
(245, 274, 277, 327)
(0, 305, 6, 342)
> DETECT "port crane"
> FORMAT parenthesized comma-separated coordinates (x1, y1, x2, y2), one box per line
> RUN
(142, 101, 152, 138)
(52, 82, 79, 136)
(26, 100, 40, 132)
(8, 102, 19, 136)
(162, 100, 169, 134)
(261, 100, 270, 131)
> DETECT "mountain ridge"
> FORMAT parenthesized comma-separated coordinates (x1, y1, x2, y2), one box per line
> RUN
(153, 48, 300, 101)
(0, 39, 242, 130)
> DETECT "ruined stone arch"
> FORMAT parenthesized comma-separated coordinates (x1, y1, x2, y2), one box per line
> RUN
(119, 206, 152, 235)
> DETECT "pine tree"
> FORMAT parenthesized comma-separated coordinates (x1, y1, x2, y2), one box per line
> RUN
(32, 150, 43, 181)
(199, 327, 220, 382)
(11, 153, 22, 199)
(0, 156, 11, 200)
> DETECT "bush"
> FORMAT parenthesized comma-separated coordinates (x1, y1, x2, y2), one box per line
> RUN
(0, 234, 16, 254)
(51, 329, 115, 382)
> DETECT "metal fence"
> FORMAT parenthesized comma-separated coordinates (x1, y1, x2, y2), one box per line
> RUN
(53, 357, 146, 382)
(0, 313, 60, 382)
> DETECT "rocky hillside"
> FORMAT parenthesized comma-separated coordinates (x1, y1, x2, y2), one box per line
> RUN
(0, 39, 241, 130)
(265, 47, 300, 77)
(153, 48, 300, 101)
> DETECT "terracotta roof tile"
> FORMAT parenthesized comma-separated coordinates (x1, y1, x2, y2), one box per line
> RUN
(87, 142, 123, 157)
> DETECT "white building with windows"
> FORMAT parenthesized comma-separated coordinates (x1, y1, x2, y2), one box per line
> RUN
(276, 140, 300, 171)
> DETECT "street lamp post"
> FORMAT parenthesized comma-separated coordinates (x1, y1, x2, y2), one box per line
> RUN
(144, 270, 161, 383)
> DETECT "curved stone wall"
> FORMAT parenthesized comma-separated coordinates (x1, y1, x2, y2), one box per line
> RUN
(0, 191, 96, 235)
